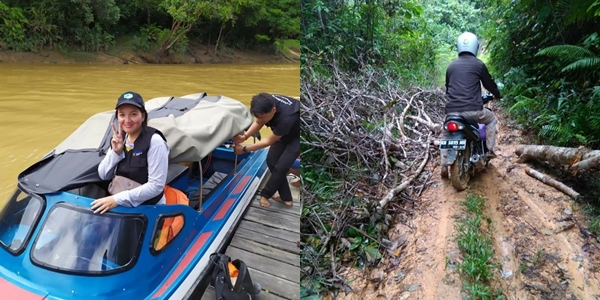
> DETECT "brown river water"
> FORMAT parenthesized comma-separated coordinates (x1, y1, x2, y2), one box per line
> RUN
(0, 63, 300, 201)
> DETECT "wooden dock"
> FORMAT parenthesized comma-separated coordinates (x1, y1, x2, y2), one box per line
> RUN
(201, 175, 301, 300)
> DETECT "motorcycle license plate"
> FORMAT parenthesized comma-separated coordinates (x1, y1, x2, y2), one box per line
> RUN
(439, 139, 466, 150)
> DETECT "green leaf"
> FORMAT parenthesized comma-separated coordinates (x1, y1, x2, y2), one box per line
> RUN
(364, 243, 382, 262)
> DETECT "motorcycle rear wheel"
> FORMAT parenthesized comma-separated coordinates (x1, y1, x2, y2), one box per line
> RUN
(450, 147, 471, 191)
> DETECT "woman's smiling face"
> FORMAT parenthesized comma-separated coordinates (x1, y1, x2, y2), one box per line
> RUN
(117, 104, 145, 134)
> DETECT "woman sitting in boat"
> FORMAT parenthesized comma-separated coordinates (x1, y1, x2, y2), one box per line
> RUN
(91, 91, 169, 214)
(233, 92, 300, 208)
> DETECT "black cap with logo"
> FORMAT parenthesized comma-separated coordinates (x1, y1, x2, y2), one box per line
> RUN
(116, 91, 145, 110)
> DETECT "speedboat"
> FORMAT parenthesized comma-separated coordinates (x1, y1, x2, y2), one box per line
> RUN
(0, 93, 269, 299)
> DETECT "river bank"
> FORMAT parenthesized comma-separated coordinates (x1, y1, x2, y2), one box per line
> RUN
(0, 43, 300, 65)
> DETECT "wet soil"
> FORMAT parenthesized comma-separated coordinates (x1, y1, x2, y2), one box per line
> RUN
(338, 103, 600, 299)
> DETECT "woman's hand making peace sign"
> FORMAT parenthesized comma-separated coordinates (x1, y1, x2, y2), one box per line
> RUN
(111, 122, 124, 155)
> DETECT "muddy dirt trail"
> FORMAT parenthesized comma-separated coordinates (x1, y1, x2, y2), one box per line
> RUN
(340, 105, 600, 299)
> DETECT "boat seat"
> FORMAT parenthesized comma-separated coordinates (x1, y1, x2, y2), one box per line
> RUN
(188, 172, 228, 209)
(166, 163, 188, 184)
(67, 163, 189, 199)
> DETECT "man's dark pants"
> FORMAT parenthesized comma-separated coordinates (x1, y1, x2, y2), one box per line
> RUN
(260, 138, 300, 202)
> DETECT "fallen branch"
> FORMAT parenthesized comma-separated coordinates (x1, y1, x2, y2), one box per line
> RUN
(407, 115, 442, 134)
(524, 167, 580, 200)
(380, 145, 430, 208)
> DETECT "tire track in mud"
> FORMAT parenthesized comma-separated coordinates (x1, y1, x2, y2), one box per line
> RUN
(470, 113, 600, 300)
(340, 108, 600, 299)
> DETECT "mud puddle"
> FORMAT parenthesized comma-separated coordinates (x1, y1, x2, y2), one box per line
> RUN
(338, 105, 600, 299)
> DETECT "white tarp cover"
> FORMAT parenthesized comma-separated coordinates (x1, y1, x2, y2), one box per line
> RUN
(53, 93, 253, 162)
(18, 93, 253, 194)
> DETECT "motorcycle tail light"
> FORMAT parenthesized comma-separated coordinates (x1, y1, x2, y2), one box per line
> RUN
(447, 121, 460, 132)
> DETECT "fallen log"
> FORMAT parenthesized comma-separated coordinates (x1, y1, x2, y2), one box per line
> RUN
(515, 145, 600, 165)
(524, 167, 580, 200)
(571, 155, 600, 173)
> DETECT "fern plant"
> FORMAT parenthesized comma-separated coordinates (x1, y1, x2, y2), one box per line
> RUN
(539, 124, 575, 146)
(536, 44, 600, 73)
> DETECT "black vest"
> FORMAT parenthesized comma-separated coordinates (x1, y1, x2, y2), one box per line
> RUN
(115, 126, 167, 205)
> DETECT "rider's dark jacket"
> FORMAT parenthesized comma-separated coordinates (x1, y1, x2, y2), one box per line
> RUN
(445, 53, 502, 114)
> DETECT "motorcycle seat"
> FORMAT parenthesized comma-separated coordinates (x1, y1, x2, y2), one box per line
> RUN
(445, 114, 480, 129)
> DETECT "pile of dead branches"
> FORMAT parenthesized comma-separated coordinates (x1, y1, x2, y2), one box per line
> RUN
(301, 67, 446, 202)
(300, 65, 446, 296)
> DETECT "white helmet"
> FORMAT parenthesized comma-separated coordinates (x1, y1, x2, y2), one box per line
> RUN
(457, 32, 479, 56)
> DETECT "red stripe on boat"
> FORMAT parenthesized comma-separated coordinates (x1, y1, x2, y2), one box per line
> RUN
(213, 198, 235, 221)
(0, 278, 47, 300)
(232, 175, 251, 194)
(151, 231, 213, 298)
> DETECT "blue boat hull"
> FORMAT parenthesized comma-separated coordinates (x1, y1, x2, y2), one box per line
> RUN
(0, 146, 269, 300)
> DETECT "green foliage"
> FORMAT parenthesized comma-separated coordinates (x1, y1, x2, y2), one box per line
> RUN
(455, 194, 504, 299)
(301, 0, 438, 85)
(0, 2, 28, 45)
(0, 0, 299, 57)
(536, 44, 600, 73)
(480, 0, 600, 148)
(423, 0, 485, 47)
(132, 23, 163, 52)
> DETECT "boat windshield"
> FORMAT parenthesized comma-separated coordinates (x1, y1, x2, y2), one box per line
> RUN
(30, 203, 147, 275)
(0, 189, 44, 254)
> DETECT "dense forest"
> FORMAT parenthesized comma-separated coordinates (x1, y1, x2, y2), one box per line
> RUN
(301, 0, 600, 297)
(0, 0, 299, 61)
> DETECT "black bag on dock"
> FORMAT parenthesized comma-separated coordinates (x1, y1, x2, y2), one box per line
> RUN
(210, 253, 261, 300)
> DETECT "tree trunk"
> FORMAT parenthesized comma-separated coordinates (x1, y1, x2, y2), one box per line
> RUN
(214, 23, 225, 55)
(146, 2, 151, 25)
(157, 21, 193, 58)
(571, 155, 600, 173)
(514, 145, 600, 165)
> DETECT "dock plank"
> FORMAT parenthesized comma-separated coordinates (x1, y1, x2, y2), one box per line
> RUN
(226, 246, 299, 283)
(237, 220, 299, 243)
(244, 207, 299, 233)
(235, 226, 299, 254)
(201, 284, 288, 300)
(230, 236, 300, 267)
(250, 200, 301, 217)
(201, 175, 301, 300)
(247, 267, 299, 300)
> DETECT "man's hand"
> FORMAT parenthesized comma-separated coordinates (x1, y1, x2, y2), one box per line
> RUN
(233, 134, 247, 144)
(91, 196, 118, 214)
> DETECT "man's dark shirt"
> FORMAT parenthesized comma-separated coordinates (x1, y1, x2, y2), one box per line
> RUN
(445, 53, 501, 113)
(265, 94, 300, 144)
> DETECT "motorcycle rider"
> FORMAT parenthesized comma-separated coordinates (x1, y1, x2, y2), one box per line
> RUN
(441, 31, 502, 176)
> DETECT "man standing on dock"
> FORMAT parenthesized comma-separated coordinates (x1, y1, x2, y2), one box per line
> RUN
(233, 93, 300, 208)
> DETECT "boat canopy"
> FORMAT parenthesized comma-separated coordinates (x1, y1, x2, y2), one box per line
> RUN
(17, 93, 253, 195)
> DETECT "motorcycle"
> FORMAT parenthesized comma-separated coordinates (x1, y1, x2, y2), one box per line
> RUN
(439, 93, 495, 191)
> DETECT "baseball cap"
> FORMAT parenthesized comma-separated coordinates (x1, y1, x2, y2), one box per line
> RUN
(116, 91, 145, 110)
